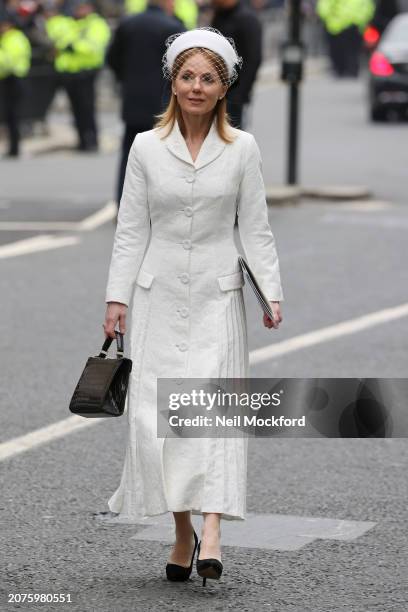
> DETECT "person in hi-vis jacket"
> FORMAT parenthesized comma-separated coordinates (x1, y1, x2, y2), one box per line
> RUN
(103, 27, 284, 586)
(0, 7, 31, 157)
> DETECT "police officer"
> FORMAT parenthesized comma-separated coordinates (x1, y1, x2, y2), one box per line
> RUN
(317, 0, 375, 77)
(0, 6, 31, 157)
(46, 0, 110, 151)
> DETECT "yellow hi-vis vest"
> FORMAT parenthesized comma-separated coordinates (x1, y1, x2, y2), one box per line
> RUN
(46, 13, 110, 73)
(125, 0, 197, 30)
(0, 28, 31, 79)
(317, 0, 375, 35)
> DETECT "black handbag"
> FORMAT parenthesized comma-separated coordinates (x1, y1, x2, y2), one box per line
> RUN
(69, 331, 132, 418)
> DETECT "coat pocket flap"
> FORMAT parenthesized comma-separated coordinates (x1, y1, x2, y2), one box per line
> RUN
(136, 270, 155, 289)
(217, 271, 245, 291)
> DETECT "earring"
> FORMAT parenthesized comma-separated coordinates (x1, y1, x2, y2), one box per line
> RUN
(173, 91, 177, 96)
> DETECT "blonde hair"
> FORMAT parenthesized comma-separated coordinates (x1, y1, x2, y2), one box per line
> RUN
(154, 47, 237, 144)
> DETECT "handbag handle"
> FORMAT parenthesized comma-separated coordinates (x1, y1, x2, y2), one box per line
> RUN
(99, 331, 124, 358)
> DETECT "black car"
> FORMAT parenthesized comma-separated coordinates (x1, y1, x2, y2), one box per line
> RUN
(368, 13, 408, 121)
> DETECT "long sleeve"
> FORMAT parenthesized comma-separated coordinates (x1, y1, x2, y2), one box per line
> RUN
(237, 134, 284, 302)
(105, 134, 151, 306)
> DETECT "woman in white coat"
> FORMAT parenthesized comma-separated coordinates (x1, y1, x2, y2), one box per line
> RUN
(103, 27, 284, 586)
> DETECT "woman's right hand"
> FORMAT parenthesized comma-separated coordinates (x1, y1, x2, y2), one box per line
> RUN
(103, 302, 128, 338)
(263, 301, 282, 330)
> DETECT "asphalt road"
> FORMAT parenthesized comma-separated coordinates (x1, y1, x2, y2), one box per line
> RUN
(1, 72, 407, 612)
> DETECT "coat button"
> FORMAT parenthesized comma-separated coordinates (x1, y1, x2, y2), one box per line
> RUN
(177, 342, 188, 351)
(182, 239, 192, 250)
(179, 307, 189, 318)
(184, 206, 193, 217)
(185, 175, 195, 183)
(179, 273, 190, 284)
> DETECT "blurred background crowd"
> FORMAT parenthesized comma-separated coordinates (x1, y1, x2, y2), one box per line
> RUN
(0, 0, 407, 172)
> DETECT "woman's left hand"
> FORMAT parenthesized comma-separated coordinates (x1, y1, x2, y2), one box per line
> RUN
(263, 301, 282, 329)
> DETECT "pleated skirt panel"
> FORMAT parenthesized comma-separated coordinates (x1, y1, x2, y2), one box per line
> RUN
(162, 288, 250, 521)
(108, 283, 250, 522)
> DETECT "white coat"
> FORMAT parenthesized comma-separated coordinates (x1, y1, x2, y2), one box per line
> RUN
(105, 115, 284, 522)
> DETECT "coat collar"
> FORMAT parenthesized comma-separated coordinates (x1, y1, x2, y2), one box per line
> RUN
(156, 115, 227, 170)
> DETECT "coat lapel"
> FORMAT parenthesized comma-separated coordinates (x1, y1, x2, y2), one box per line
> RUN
(159, 116, 227, 170)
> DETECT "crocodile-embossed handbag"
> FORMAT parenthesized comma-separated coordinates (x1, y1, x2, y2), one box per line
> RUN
(69, 332, 132, 418)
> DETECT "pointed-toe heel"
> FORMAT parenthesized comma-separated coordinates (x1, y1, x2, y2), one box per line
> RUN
(166, 529, 198, 582)
(196, 540, 223, 587)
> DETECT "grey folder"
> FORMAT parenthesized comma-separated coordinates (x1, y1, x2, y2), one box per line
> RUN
(238, 256, 275, 321)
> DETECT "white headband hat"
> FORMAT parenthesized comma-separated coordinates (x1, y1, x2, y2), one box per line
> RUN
(163, 27, 243, 86)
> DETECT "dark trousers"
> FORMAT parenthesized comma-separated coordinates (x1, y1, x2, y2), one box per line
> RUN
(326, 26, 363, 77)
(227, 99, 244, 129)
(2, 75, 24, 156)
(116, 123, 152, 207)
(60, 70, 99, 150)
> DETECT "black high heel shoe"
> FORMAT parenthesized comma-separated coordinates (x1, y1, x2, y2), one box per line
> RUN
(196, 540, 223, 586)
(166, 529, 198, 581)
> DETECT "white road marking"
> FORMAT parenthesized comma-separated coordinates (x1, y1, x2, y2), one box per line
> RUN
(77, 200, 117, 231)
(330, 200, 393, 211)
(321, 213, 408, 228)
(0, 234, 79, 259)
(1, 302, 407, 461)
(0, 415, 104, 462)
(126, 512, 377, 551)
(0, 201, 116, 258)
(0, 200, 117, 233)
(250, 302, 408, 364)
(0, 222, 79, 231)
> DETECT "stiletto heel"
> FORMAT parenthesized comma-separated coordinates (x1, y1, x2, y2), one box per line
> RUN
(166, 529, 198, 581)
(196, 540, 223, 586)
